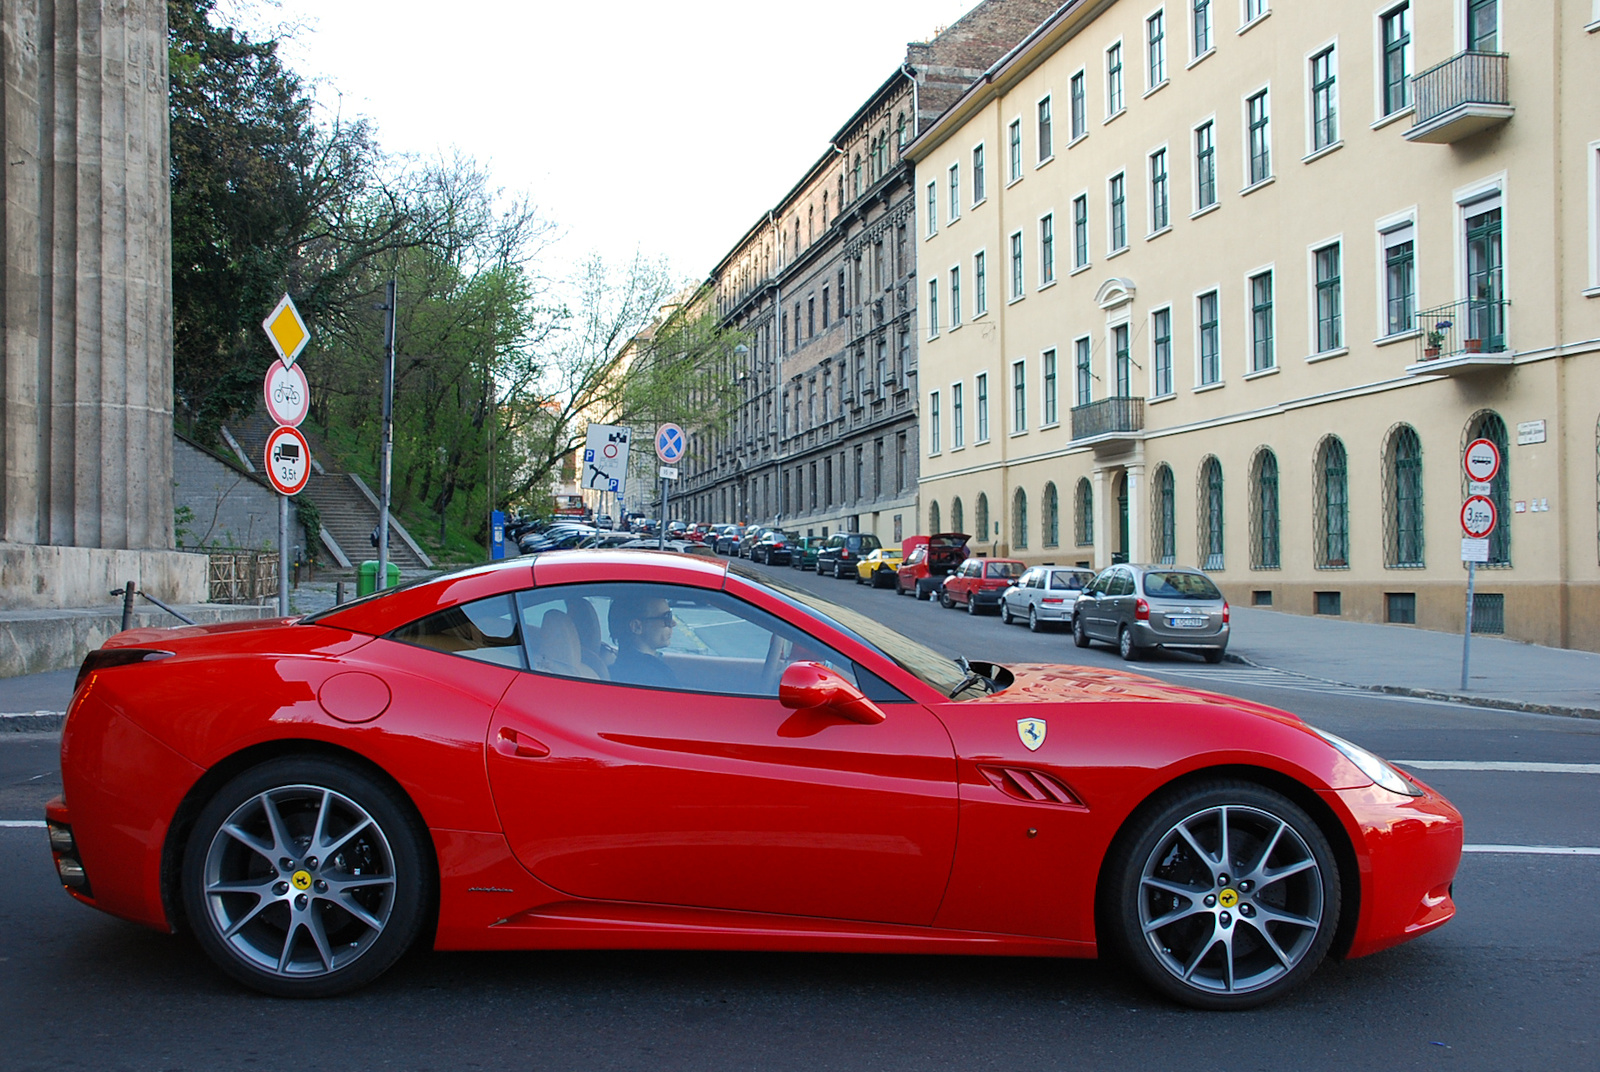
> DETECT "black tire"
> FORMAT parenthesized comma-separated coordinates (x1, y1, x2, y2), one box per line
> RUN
(1073, 613, 1091, 648)
(1029, 606, 1043, 633)
(999, 602, 1013, 625)
(854, 569, 864, 584)
(1100, 780, 1341, 1010)
(940, 589, 954, 609)
(966, 594, 978, 615)
(182, 756, 432, 998)
(1203, 647, 1227, 664)
(1118, 625, 1143, 661)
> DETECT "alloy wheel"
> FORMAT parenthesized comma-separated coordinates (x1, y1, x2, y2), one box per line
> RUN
(1029, 606, 1041, 632)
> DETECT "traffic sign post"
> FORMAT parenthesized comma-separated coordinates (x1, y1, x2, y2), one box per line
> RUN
(262, 294, 314, 616)
(654, 424, 685, 551)
(583, 424, 632, 531)
(1459, 441, 1502, 690)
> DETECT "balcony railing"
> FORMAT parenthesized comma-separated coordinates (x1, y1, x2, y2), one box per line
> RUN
(1406, 51, 1512, 143)
(1413, 298, 1511, 366)
(1070, 396, 1144, 442)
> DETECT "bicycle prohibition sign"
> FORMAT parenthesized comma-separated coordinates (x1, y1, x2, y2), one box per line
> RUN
(264, 360, 310, 427)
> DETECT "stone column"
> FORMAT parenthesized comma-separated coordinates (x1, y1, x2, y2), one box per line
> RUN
(1124, 463, 1144, 565)
(1091, 466, 1110, 570)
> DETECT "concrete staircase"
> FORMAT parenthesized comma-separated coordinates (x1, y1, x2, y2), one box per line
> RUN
(221, 410, 433, 573)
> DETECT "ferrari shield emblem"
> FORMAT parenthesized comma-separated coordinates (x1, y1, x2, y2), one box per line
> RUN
(1017, 717, 1047, 751)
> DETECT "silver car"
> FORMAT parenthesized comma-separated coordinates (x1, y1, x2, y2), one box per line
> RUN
(1072, 564, 1229, 662)
(998, 566, 1096, 632)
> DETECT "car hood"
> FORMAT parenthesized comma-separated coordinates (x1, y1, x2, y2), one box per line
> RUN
(974, 662, 1305, 728)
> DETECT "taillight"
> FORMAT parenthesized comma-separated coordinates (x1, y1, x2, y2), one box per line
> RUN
(74, 648, 173, 692)
(1135, 598, 1150, 621)
(1222, 601, 1230, 624)
(840, 550, 851, 559)
(1042, 597, 1064, 604)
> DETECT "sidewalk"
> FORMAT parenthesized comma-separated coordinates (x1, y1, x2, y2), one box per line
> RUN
(1226, 606, 1600, 719)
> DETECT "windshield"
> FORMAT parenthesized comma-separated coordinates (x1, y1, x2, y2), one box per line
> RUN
(1143, 571, 1224, 600)
(727, 563, 969, 696)
(985, 561, 1025, 578)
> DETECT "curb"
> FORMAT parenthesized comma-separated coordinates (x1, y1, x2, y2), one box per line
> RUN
(2, 712, 66, 733)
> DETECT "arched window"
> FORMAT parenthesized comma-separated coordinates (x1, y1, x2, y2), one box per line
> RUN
(1314, 436, 1349, 568)
(1152, 464, 1176, 565)
(1250, 448, 1281, 569)
(897, 112, 908, 151)
(1042, 482, 1060, 547)
(1384, 424, 1425, 567)
(929, 500, 941, 535)
(1075, 477, 1094, 546)
(1464, 410, 1511, 566)
(950, 496, 964, 535)
(976, 493, 990, 541)
(1198, 456, 1225, 570)
(1012, 488, 1029, 549)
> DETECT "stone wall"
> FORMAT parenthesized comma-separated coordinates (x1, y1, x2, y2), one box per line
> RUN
(173, 435, 284, 552)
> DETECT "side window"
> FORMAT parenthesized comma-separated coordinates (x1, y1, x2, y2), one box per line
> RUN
(389, 594, 526, 669)
(1113, 571, 1136, 596)
(515, 583, 858, 698)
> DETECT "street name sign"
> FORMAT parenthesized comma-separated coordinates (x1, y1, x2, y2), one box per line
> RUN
(263, 360, 309, 427)
(582, 424, 631, 494)
(263, 426, 311, 496)
(261, 293, 311, 368)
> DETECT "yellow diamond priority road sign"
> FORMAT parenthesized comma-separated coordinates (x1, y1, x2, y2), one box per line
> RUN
(261, 293, 311, 367)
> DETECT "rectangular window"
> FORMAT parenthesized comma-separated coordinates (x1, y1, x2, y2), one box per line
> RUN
(1149, 149, 1169, 232)
(1147, 10, 1167, 87)
(1466, 0, 1498, 52)
(838, 270, 846, 316)
(1381, 5, 1412, 116)
(973, 144, 986, 202)
(1073, 194, 1090, 267)
(1247, 89, 1271, 184)
(807, 297, 816, 338)
(1109, 173, 1127, 251)
(1040, 214, 1056, 284)
(926, 181, 937, 236)
(1012, 360, 1027, 432)
(794, 303, 802, 349)
(1244, 0, 1267, 22)
(822, 287, 830, 328)
(974, 251, 988, 314)
(1315, 243, 1343, 351)
(1195, 121, 1217, 208)
(1038, 96, 1053, 161)
(928, 278, 939, 337)
(1315, 591, 1342, 616)
(1310, 47, 1337, 151)
(1075, 336, 1092, 404)
(950, 266, 962, 327)
(952, 383, 965, 448)
(1070, 71, 1087, 140)
(1193, 0, 1213, 57)
(1198, 290, 1220, 384)
(1386, 592, 1416, 624)
(1106, 42, 1125, 115)
(1250, 270, 1274, 371)
(976, 373, 990, 441)
(1010, 231, 1025, 298)
(948, 163, 961, 221)
(1113, 324, 1131, 395)
(1152, 308, 1173, 395)
(1383, 224, 1416, 336)
(1008, 119, 1023, 182)
(929, 391, 941, 453)
(1043, 349, 1058, 424)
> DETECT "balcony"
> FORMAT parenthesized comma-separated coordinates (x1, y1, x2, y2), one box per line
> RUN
(1407, 299, 1512, 375)
(1405, 51, 1512, 144)
(1070, 396, 1145, 452)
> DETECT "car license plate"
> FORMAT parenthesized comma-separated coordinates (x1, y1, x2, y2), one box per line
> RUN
(1168, 616, 1207, 629)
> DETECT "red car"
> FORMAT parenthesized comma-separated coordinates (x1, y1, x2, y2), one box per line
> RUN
(940, 557, 1027, 614)
(47, 551, 1461, 1008)
(896, 532, 971, 599)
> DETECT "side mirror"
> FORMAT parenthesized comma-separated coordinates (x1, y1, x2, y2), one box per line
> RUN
(779, 662, 886, 725)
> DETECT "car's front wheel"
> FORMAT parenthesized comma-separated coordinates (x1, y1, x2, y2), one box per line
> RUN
(1101, 781, 1341, 1010)
(182, 756, 432, 998)
(999, 601, 1013, 625)
(940, 589, 954, 609)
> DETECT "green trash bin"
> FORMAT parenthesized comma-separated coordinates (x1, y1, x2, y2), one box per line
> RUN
(357, 560, 401, 597)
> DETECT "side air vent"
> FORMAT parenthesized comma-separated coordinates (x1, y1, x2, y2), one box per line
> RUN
(979, 766, 1085, 808)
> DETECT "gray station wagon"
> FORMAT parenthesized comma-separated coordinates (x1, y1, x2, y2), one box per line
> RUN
(1072, 564, 1229, 662)
(998, 566, 1097, 632)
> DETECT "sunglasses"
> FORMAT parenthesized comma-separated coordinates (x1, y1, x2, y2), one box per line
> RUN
(640, 611, 676, 626)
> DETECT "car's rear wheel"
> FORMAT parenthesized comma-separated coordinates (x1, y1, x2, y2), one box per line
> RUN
(1073, 613, 1091, 648)
(1029, 606, 1043, 633)
(1102, 781, 1340, 1010)
(182, 756, 431, 998)
(1119, 625, 1144, 661)
(1204, 647, 1227, 664)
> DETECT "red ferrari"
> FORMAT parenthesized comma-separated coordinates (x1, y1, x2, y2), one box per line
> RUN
(46, 551, 1461, 1007)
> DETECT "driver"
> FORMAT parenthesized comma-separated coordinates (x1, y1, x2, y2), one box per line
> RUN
(608, 593, 681, 688)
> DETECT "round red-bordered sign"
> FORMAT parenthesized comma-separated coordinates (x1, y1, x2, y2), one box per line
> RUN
(1460, 494, 1496, 539)
(1463, 438, 1501, 483)
(263, 426, 311, 496)
(263, 360, 310, 427)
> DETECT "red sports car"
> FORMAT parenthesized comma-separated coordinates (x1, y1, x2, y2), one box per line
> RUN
(46, 551, 1461, 1007)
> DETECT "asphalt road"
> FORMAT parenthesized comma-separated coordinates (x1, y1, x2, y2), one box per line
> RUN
(2, 558, 1596, 1070)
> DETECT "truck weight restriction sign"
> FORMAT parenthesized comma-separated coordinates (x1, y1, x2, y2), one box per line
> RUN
(1460, 494, 1496, 539)
(263, 426, 311, 496)
(1463, 438, 1501, 483)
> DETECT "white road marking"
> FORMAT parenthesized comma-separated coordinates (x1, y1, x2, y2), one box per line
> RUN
(1395, 760, 1600, 774)
(0, 820, 45, 828)
(1464, 844, 1600, 856)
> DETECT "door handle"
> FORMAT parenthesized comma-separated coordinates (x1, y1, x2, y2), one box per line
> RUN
(494, 727, 550, 759)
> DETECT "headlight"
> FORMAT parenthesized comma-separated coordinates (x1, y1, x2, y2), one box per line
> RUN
(1312, 728, 1422, 797)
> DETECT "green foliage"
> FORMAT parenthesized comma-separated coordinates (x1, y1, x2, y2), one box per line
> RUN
(173, 504, 196, 547)
(293, 497, 323, 563)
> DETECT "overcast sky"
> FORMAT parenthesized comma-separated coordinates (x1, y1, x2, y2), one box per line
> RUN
(248, 0, 984, 284)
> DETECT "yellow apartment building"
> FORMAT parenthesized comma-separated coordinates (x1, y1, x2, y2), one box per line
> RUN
(907, 0, 1600, 651)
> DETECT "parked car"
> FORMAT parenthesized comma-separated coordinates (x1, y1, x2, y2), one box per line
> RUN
(939, 557, 1026, 613)
(736, 526, 774, 559)
(752, 530, 797, 565)
(1073, 563, 1230, 662)
(999, 566, 1097, 631)
(595, 514, 614, 530)
(815, 532, 883, 579)
(713, 525, 745, 556)
(855, 546, 903, 587)
(52, 549, 1461, 1007)
(895, 533, 970, 598)
(789, 535, 822, 571)
(518, 524, 596, 554)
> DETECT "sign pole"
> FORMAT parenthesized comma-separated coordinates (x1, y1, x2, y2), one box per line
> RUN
(658, 476, 668, 551)
(1461, 561, 1477, 689)
(279, 494, 291, 616)
(377, 280, 397, 589)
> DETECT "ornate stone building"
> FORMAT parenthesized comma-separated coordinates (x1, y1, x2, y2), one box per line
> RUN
(678, 0, 1060, 545)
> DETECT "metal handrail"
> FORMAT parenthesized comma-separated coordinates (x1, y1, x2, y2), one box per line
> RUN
(1070, 396, 1145, 440)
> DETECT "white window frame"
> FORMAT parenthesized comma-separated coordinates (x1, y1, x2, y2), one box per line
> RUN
(1012, 358, 1029, 434)
(1305, 39, 1340, 158)
(1453, 172, 1508, 313)
(1376, 210, 1418, 338)
(925, 180, 938, 237)
(948, 162, 961, 222)
(1456, 0, 1501, 53)
(1240, 0, 1269, 31)
(1007, 117, 1024, 184)
(1106, 314, 1133, 398)
(1373, 3, 1415, 123)
(1146, 6, 1168, 91)
(1245, 263, 1277, 373)
(1037, 93, 1055, 164)
(1039, 211, 1057, 286)
(1588, 142, 1600, 293)
(1192, 114, 1219, 213)
(1195, 285, 1223, 387)
(1069, 67, 1089, 143)
(951, 381, 965, 449)
(976, 371, 991, 442)
(1074, 333, 1095, 405)
(1148, 143, 1171, 234)
(1242, 83, 1272, 189)
(974, 248, 990, 315)
(1107, 170, 1129, 254)
(1149, 304, 1175, 397)
(1009, 230, 1026, 301)
(1042, 347, 1060, 425)
(1105, 38, 1127, 119)
(950, 264, 963, 328)
(928, 276, 940, 338)
(929, 390, 941, 454)
(1307, 234, 1346, 355)
(1072, 191, 1091, 270)
(972, 141, 988, 206)
(1190, 0, 1215, 62)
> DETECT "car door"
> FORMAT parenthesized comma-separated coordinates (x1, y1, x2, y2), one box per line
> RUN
(1105, 568, 1135, 636)
(486, 580, 959, 927)
(1008, 568, 1035, 616)
(1083, 570, 1115, 638)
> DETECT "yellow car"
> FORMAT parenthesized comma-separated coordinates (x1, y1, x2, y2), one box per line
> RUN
(855, 546, 904, 588)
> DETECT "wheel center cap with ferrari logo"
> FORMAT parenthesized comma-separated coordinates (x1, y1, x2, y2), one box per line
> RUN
(291, 869, 313, 892)
(1218, 887, 1239, 908)
(1017, 718, 1046, 751)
